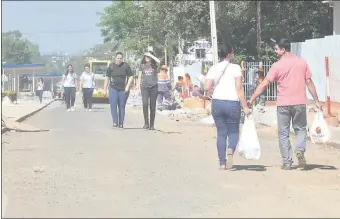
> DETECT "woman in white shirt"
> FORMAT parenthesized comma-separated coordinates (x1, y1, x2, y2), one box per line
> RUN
(80, 64, 95, 111)
(204, 44, 251, 170)
(62, 64, 78, 112)
(36, 77, 44, 103)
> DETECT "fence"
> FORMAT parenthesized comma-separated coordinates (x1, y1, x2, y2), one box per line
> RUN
(325, 56, 340, 116)
(291, 35, 340, 102)
(243, 60, 276, 101)
(1, 72, 16, 92)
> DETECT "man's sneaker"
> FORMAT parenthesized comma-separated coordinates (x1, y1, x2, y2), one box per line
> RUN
(71, 108, 75, 112)
(88, 109, 92, 112)
(67, 108, 71, 112)
(143, 123, 149, 129)
(281, 165, 292, 170)
(226, 148, 234, 169)
(296, 151, 307, 167)
(112, 123, 118, 128)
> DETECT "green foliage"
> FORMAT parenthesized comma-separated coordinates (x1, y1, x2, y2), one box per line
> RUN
(98, 1, 333, 62)
(1, 30, 42, 64)
(2, 91, 17, 102)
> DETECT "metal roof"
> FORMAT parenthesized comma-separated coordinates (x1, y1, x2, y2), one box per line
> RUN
(1, 63, 45, 69)
(22, 73, 63, 77)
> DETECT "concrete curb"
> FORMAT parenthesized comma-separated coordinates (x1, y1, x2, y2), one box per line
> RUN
(2, 100, 55, 134)
(15, 99, 55, 123)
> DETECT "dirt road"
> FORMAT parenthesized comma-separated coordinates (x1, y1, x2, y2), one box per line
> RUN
(2, 101, 340, 217)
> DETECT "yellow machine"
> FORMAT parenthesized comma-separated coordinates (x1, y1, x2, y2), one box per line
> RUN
(89, 59, 111, 103)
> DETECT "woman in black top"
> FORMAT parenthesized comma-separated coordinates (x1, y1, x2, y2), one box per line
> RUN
(104, 52, 134, 128)
(137, 51, 160, 130)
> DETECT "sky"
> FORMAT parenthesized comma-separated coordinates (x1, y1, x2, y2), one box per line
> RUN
(2, 1, 112, 55)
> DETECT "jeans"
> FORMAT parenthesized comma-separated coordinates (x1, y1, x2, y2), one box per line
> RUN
(37, 90, 43, 103)
(141, 85, 158, 126)
(277, 105, 307, 166)
(109, 87, 127, 125)
(64, 87, 76, 109)
(157, 91, 171, 105)
(211, 99, 241, 165)
(82, 88, 94, 109)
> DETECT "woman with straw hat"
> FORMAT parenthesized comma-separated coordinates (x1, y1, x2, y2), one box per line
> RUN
(137, 51, 160, 130)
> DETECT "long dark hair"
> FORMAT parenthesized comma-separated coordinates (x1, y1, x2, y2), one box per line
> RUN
(39, 77, 43, 83)
(141, 51, 157, 69)
(218, 44, 233, 60)
(65, 64, 74, 76)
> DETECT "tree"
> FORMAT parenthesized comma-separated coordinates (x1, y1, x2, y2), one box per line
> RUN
(2, 30, 42, 64)
(98, 1, 333, 63)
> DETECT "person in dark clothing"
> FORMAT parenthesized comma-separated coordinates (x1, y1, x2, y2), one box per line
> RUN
(137, 51, 161, 130)
(104, 52, 134, 128)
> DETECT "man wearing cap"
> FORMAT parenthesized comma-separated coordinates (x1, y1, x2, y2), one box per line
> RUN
(249, 38, 322, 170)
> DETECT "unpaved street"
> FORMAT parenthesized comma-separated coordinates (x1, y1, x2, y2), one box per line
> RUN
(2, 101, 340, 218)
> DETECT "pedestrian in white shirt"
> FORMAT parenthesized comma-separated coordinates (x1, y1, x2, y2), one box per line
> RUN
(80, 64, 95, 111)
(62, 64, 78, 112)
(36, 77, 44, 103)
(204, 44, 251, 170)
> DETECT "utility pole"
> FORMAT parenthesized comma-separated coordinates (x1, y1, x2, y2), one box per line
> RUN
(256, 1, 262, 61)
(209, 1, 218, 65)
(165, 38, 167, 66)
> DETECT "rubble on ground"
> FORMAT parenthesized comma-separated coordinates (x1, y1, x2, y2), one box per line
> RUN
(126, 91, 143, 108)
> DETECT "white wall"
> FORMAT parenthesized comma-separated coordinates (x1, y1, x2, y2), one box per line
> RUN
(334, 1, 340, 35)
(291, 35, 340, 102)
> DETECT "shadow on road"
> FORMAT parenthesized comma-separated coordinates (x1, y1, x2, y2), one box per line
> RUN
(230, 165, 269, 172)
(122, 127, 182, 134)
(300, 164, 338, 171)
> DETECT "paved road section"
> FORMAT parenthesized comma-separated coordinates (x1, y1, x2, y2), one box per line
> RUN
(2, 101, 340, 217)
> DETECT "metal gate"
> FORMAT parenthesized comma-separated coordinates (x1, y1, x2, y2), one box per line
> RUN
(243, 61, 277, 101)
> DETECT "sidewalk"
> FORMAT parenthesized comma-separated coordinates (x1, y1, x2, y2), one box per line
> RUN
(253, 105, 340, 144)
(2, 97, 54, 122)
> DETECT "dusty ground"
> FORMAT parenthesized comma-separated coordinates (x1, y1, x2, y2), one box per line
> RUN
(2, 101, 340, 218)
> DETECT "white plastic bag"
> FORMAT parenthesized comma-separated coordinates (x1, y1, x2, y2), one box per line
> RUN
(238, 116, 261, 160)
(310, 111, 331, 144)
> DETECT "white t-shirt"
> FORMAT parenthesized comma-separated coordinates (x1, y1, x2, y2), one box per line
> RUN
(206, 61, 242, 101)
(62, 73, 77, 88)
(80, 72, 95, 88)
(37, 81, 44, 90)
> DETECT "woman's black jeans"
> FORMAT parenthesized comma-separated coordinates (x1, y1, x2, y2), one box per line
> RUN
(211, 99, 241, 166)
(141, 85, 158, 126)
(82, 88, 94, 109)
(64, 87, 76, 109)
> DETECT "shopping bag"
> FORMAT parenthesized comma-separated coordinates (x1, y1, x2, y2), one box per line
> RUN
(238, 116, 261, 160)
(310, 111, 331, 144)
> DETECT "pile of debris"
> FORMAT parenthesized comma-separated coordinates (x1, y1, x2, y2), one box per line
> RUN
(126, 91, 143, 108)
(163, 97, 211, 122)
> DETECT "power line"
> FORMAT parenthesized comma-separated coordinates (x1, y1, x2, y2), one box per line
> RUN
(20, 29, 99, 35)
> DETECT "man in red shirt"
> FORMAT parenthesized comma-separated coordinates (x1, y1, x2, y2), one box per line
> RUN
(249, 38, 321, 170)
